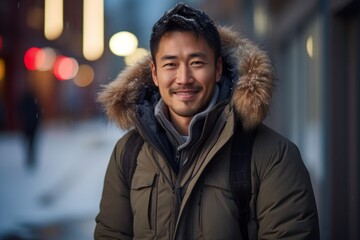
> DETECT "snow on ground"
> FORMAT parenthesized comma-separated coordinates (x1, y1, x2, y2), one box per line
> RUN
(0, 119, 124, 239)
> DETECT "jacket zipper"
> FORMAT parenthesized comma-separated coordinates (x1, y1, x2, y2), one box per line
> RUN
(135, 116, 228, 239)
(174, 148, 183, 221)
(173, 144, 200, 239)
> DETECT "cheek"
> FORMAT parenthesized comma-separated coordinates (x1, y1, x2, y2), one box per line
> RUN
(156, 72, 174, 88)
(196, 70, 217, 87)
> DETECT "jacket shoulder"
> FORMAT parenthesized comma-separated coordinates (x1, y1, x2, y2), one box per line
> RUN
(252, 124, 297, 163)
(113, 129, 139, 165)
(250, 124, 319, 239)
(252, 124, 302, 180)
(253, 124, 286, 151)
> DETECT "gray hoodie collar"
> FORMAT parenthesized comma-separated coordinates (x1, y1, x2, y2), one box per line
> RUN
(155, 85, 219, 149)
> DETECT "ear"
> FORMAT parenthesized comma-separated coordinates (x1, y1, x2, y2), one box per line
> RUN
(215, 57, 223, 83)
(151, 61, 159, 86)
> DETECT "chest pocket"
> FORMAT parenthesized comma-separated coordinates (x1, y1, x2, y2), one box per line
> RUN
(130, 171, 158, 238)
(202, 171, 234, 208)
(196, 167, 241, 239)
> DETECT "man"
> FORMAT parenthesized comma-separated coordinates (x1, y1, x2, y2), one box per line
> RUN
(95, 3, 319, 239)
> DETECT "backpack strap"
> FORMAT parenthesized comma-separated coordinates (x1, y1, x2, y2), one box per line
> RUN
(122, 131, 144, 189)
(230, 125, 257, 240)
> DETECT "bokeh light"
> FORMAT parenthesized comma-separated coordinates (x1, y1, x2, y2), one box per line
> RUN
(83, 0, 104, 61)
(24, 47, 43, 70)
(109, 31, 138, 56)
(44, 0, 63, 40)
(53, 56, 79, 80)
(74, 64, 95, 87)
(0, 58, 5, 82)
(27, 7, 43, 31)
(306, 36, 314, 58)
(254, 4, 268, 37)
(38, 47, 57, 71)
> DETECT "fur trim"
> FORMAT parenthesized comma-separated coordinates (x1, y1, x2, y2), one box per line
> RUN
(97, 55, 153, 130)
(97, 26, 275, 130)
(218, 27, 275, 130)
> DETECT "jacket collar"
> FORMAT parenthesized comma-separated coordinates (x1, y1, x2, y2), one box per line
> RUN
(155, 85, 219, 152)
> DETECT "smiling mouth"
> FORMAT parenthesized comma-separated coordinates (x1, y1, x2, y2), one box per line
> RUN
(174, 90, 199, 95)
(172, 88, 200, 100)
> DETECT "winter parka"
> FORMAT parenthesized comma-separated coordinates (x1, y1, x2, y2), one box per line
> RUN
(95, 26, 320, 239)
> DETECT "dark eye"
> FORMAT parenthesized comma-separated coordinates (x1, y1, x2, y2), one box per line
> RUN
(191, 61, 205, 66)
(163, 63, 177, 68)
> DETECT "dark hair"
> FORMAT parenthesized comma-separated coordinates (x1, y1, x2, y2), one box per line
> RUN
(150, 3, 221, 64)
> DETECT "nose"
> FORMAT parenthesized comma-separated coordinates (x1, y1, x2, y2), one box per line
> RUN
(176, 64, 193, 85)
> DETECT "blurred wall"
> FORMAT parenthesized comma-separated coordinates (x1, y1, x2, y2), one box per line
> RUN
(200, 0, 360, 239)
(268, 1, 360, 239)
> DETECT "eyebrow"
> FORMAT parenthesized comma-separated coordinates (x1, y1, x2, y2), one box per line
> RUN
(160, 55, 177, 61)
(159, 52, 208, 61)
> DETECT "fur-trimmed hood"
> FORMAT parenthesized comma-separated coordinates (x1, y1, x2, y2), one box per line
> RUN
(98, 26, 275, 131)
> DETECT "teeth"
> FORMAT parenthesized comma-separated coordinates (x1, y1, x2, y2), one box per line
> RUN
(177, 92, 195, 95)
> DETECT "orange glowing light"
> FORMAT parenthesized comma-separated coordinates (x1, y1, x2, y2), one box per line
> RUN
(74, 64, 94, 87)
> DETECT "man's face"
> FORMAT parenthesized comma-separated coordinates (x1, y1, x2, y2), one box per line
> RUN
(151, 31, 222, 123)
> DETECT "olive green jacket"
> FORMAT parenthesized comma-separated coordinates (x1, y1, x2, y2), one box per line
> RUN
(95, 26, 319, 239)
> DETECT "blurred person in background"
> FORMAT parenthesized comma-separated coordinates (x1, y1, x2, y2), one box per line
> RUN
(18, 88, 41, 169)
(95, 3, 319, 239)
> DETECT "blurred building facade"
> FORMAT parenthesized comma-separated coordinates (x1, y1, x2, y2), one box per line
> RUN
(200, 0, 359, 239)
(0, 0, 359, 239)
(0, 0, 98, 129)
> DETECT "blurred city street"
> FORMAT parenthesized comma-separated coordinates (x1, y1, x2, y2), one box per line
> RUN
(0, 0, 358, 238)
(0, 119, 124, 240)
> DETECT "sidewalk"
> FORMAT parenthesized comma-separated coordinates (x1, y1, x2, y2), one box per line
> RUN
(0, 119, 124, 240)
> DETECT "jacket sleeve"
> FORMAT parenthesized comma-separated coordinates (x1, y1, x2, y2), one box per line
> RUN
(255, 136, 320, 239)
(94, 134, 133, 240)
